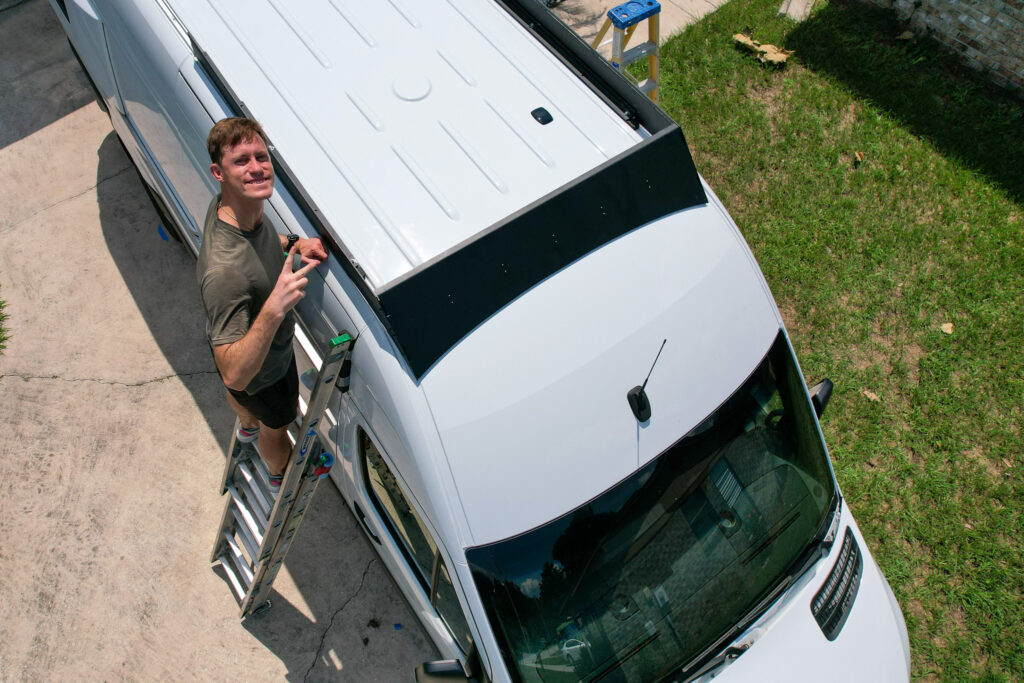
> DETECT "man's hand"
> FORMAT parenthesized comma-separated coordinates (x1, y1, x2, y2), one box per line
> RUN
(298, 237, 328, 262)
(213, 245, 318, 390)
(263, 244, 319, 320)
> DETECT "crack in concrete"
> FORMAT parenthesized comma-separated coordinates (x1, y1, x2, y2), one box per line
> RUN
(0, 165, 133, 234)
(303, 558, 377, 683)
(0, 369, 218, 387)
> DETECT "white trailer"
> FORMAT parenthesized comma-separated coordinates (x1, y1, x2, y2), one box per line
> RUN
(52, 0, 910, 680)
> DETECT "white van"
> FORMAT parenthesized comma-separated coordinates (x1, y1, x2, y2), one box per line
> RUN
(52, 0, 911, 680)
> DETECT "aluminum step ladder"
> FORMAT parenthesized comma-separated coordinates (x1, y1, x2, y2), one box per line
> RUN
(211, 331, 354, 618)
(591, 1, 661, 103)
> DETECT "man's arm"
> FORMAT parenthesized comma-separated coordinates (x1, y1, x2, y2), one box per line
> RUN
(279, 233, 328, 261)
(214, 245, 320, 391)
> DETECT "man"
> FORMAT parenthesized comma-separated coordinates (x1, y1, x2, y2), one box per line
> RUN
(197, 117, 327, 485)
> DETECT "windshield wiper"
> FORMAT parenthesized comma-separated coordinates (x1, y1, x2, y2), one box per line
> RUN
(787, 495, 843, 582)
(665, 576, 789, 683)
(680, 644, 749, 682)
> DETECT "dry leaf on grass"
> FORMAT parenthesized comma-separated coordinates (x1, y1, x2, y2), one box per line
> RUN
(941, 322, 954, 334)
(862, 389, 881, 402)
(733, 33, 793, 66)
(854, 151, 865, 167)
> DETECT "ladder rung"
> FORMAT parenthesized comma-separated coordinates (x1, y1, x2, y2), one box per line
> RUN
(247, 454, 276, 494)
(619, 40, 658, 68)
(294, 324, 323, 371)
(235, 464, 271, 527)
(223, 531, 254, 584)
(231, 506, 261, 562)
(637, 78, 659, 94)
(217, 553, 247, 600)
(224, 548, 253, 593)
(227, 483, 265, 544)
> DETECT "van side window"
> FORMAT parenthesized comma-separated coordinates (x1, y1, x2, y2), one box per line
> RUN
(434, 562, 475, 654)
(360, 429, 475, 654)
(362, 430, 437, 589)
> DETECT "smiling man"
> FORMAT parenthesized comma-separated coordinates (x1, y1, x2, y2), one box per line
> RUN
(197, 117, 327, 485)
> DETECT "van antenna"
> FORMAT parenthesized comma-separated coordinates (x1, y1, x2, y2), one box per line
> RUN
(627, 339, 666, 422)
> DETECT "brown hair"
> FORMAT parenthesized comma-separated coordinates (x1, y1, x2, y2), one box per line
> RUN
(206, 117, 269, 164)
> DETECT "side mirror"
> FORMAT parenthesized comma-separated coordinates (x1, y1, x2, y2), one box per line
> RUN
(415, 659, 473, 682)
(810, 378, 834, 417)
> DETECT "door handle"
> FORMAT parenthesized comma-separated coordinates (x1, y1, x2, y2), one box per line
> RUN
(354, 503, 381, 545)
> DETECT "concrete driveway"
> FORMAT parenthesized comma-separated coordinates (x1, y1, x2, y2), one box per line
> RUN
(0, 2, 436, 680)
(0, 1, 720, 681)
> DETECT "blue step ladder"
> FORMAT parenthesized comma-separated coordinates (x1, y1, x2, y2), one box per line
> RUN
(591, 1, 661, 103)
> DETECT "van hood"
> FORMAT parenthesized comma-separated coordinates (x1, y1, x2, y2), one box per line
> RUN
(420, 199, 781, 545)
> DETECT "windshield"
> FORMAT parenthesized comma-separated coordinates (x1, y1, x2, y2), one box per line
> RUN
(467, 332, 836, 682)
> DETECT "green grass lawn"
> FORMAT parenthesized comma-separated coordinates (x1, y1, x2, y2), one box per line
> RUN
(654, 0, 1022, 679)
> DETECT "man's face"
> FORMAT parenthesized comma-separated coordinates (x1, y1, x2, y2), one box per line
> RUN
(210, 135, 274, 202)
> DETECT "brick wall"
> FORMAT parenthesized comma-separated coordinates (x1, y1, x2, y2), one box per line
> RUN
(864, 0, 1024, 93)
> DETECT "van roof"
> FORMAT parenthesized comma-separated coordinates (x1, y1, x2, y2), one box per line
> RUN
(174, 0, 707, 375)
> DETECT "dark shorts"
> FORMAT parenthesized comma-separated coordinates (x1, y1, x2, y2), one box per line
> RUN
(227, 356, 299, 430)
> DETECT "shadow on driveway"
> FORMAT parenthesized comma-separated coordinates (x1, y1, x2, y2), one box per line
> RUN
(95, 131, 235, 452)
(787, 0, 1024, 204)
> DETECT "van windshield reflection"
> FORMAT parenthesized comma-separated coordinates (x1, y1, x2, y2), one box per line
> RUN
(467, 332, 836, 682)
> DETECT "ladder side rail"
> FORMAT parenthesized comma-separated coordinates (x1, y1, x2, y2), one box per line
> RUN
(210, 497, 239, 563)
(591, 17, 612, 48)
(648, 13, 660, 102)
(611, 25, 626, 70)
(217, 431, 245, 496)
(246, 467, 324, 609)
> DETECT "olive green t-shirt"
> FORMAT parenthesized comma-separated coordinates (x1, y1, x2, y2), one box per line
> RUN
(196, 196, 295, 394)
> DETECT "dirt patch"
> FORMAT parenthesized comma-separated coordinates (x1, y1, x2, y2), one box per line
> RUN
(776, 298, 797, 327)
(963, 445, 1006, 479)
(905, 446, 925, 467)
(749, 78, 785, 116)
(947, 604, 967, 631)
(747, 75, 790, 142)
(838, 102, 857, 131)
(905, 598, 927, 621)
(854, 338, 891, 373)
(903, 342, 924, 384)
(718, 174, 768, 218)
